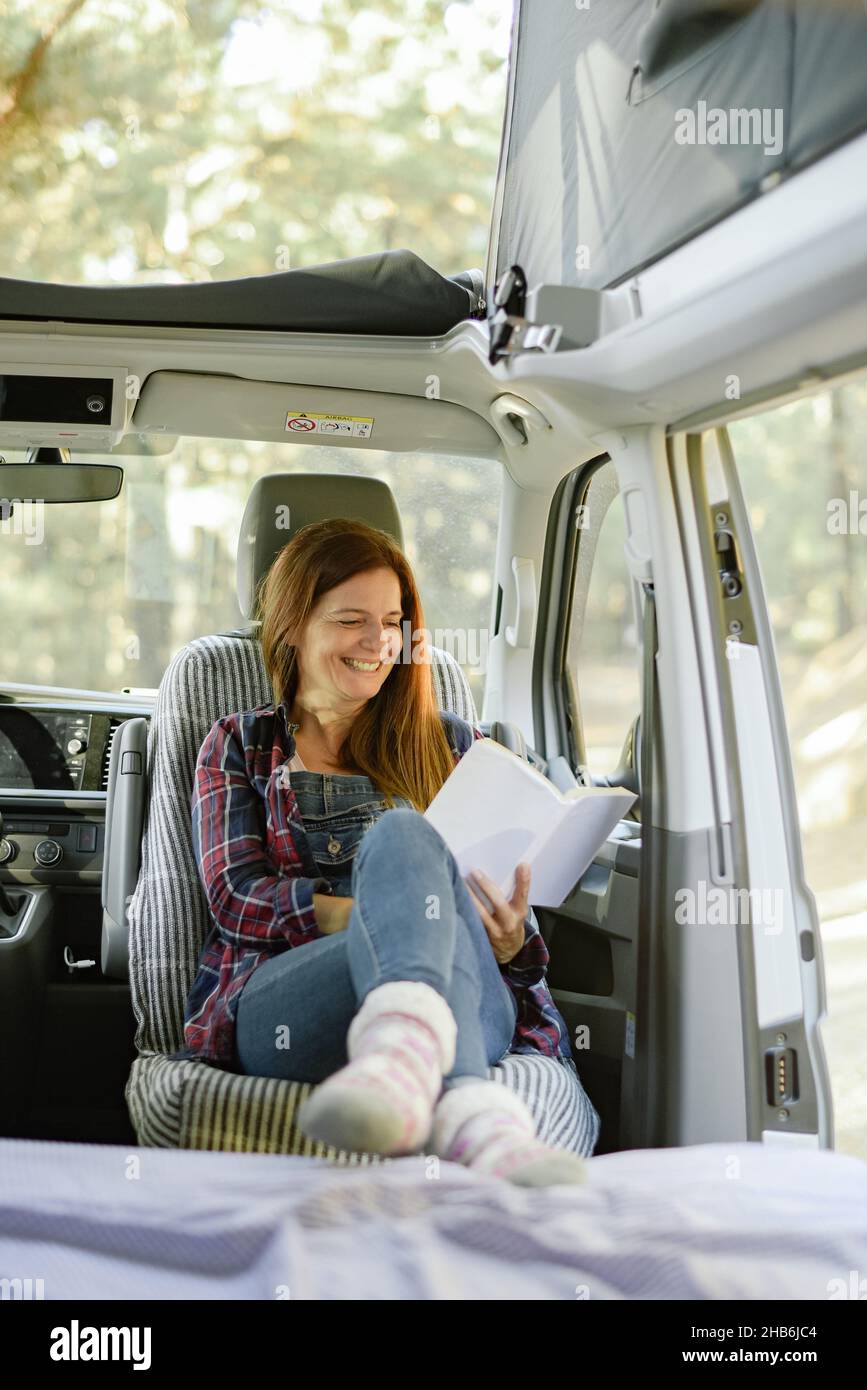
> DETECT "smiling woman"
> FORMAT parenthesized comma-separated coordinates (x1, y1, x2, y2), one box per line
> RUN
(256, 516, 458, 806)
(290, 578, 407, 772)
(182, 513, 587, 1186)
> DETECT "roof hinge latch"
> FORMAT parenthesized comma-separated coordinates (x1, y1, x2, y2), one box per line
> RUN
(488, 264, 601, 366)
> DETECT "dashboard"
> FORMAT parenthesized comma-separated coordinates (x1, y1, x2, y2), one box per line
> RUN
(0, 699, 152, 884)
(0, 707, 113, 793)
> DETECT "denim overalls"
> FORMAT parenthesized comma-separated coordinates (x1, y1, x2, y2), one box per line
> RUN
(289, 770, 415, 895)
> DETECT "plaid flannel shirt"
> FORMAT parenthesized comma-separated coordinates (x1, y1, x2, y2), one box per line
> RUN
(176, 701, 574, 1072)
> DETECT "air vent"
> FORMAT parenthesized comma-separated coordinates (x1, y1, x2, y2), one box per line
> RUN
(101, 718, 125, 791)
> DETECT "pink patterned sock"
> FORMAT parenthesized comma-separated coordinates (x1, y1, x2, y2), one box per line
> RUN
(432, 1081, 586, 1187)
(298, 983, 456, 1157)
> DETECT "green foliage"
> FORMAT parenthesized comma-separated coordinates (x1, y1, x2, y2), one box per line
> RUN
(0, 0, 507, 281)
(730, 384, 867, 654)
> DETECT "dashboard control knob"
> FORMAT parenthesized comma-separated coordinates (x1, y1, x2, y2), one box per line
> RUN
(34, 840, 63, 867)
(67, 736, 88, 756)
(0, 838, 18, 865)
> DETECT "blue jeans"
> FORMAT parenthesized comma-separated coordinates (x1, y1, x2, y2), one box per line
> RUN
(234, 808, 518, 1090)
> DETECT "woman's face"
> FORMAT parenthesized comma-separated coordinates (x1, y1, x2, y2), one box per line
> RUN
(292, 566, 405, 711)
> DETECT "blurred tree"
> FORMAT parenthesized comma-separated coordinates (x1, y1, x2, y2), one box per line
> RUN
(0, 0, 506, 282)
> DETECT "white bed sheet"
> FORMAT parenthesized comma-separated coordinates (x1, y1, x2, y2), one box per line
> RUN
(1, 1137, 866, 1300)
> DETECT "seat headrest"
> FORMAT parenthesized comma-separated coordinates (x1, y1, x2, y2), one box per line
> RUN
(236, 472, 404, 620)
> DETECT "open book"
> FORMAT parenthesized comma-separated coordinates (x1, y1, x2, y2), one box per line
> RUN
(423, 738, 637, 909)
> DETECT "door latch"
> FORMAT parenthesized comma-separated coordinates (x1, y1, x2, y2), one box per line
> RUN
(713, 509, 743, 598)
(711, 505, 756, 647)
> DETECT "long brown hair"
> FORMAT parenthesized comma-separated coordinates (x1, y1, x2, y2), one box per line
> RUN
(256, 517, 458, 812)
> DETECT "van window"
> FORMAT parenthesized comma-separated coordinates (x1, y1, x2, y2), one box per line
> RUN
(566, 461, 641, 781)
(729, 381, 867, 1161)
(0, 442, 501, 711)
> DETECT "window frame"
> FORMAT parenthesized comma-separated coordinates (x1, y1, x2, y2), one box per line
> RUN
(533, 454, 604, 773)
(545, 455, 642, 778)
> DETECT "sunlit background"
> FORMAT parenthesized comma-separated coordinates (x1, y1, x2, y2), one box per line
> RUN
(0, 0, 511, 282)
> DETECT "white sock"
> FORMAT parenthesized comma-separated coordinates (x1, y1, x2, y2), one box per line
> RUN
(431, 1080, 586, 1187)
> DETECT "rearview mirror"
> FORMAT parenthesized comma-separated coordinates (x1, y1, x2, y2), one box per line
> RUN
(0, 462, 123, 504)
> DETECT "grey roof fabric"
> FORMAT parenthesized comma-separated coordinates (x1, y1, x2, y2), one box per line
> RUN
(124, 629, 601, 1159)
(493, 0, 867, 293)
(0, 249, 485, 335)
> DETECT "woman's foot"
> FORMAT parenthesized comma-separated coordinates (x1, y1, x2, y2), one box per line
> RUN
(297, 981, 458, 1156)
(430, 1079, 587, 1186)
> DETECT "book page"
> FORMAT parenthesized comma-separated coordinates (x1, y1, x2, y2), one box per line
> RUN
(424, 739, 635, 904)
(528, 791, 636, 906)
(424, 740, 562, 896)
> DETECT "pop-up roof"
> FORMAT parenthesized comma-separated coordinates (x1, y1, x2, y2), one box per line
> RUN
(0, 248, 486, 337)
(489, 0, 867, 295)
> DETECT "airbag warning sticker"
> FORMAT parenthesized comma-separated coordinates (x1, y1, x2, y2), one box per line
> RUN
(285, 411, 374, 438)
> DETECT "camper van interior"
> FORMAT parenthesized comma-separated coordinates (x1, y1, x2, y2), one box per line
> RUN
(1, 0, 866, 1306)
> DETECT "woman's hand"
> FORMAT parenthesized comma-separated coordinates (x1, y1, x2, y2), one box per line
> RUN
(464, 864, 530, 965)
(313, 893, 354, 935)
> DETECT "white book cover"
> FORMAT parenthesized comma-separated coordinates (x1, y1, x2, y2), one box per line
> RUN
(424, 738, 637, 908)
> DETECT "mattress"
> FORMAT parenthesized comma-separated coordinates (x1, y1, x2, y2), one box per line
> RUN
(1, 1137, 865, 1300)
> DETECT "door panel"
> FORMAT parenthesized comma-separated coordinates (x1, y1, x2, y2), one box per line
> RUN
(686, 427, 833, 1146)
(543, 425, 825, 1152)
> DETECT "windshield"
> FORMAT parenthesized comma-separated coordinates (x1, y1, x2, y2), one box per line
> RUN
(0, 441, 501, 712)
